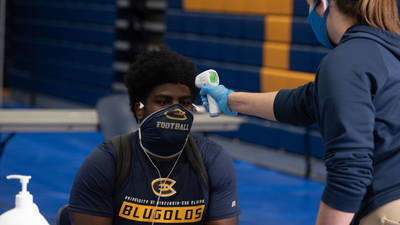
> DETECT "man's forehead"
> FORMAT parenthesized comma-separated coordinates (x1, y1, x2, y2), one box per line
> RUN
(148, 83, 192, 98)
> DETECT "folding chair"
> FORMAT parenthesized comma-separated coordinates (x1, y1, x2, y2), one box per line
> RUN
(56, 204, 70, 225)
(96, 94, 138, 140)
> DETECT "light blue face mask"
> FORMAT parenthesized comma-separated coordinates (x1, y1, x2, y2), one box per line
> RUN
(308, 0, 334, 49)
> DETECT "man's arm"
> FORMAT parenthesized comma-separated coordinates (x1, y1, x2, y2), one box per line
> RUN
(201, 141, 241, 224)
(70, 212, 112, 225)
(207, 216, 238, 225)
(69, 143, 116, 224)
(316, 202, 354, 225)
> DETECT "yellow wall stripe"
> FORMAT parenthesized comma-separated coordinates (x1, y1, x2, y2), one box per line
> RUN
(260, 68, 315, 92)
(2, 88, 10, 98)
(183, 0, 294, 15)
(265, 15, 292, 42)
(243, 0, 271, 15)
(183, 0, 203, 11)
(222, 0, 245, 13)
(263, 42, 290, 69)
(203, 0, 225, 12)
(263, 0, 292, 15)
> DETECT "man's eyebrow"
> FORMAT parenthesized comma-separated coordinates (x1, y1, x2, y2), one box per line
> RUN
(179, 96, 193, 100)
(153, 94, 192, 98)
(153, 94, 172, 99)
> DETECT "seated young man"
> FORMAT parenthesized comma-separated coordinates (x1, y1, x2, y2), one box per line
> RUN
(68, 48, 241, 225)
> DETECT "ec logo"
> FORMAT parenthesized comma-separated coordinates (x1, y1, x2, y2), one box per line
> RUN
(151, 178, 177, 197)
(164, 108, 187, 120)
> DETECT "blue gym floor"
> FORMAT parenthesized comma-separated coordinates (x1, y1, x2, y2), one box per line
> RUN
(0, 132, 324, 225)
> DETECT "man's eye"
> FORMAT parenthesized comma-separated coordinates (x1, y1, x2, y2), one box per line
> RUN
(156, 100, 170, 106)
(180, 100, 192, 107)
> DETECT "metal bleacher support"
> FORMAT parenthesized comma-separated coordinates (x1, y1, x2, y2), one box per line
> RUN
(114, 0, 167, 84)
(0, 0, 5, 107)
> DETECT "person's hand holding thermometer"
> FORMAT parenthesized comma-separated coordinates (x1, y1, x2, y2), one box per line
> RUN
(196, 70, 238, 117)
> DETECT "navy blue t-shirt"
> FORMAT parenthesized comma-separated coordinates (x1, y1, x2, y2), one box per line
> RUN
(69, 132, 240, 224)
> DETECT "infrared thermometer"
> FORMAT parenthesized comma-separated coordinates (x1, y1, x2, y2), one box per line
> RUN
(195, 69, 220, 117)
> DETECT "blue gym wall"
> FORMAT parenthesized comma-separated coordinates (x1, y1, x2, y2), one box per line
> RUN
(6, 0, 116, 105)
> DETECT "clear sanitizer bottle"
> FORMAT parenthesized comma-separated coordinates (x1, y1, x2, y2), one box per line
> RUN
(0, 175, 50, 225)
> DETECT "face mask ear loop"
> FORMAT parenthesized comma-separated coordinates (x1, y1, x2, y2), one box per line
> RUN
(311, 0, 318, 14)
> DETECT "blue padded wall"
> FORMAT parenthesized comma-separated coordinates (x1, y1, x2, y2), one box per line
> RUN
(166, 10, 320, 46)
(165, 33, 328, 73)
(7, 0, 116, 105)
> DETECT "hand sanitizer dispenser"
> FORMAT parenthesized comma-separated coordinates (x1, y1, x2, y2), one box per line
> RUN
(0, 175, 50, 225)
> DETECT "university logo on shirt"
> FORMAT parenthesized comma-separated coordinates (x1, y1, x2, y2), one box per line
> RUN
(118, 177, 205, 223)
(152, 178, 177, 197)
(164, 108, 187, 120)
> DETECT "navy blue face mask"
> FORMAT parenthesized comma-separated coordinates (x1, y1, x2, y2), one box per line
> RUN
(138, 104, 194, 159)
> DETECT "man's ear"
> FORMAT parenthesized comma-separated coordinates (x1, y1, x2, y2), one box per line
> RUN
(134, 102, 144, 121)
(322, 0, 329, 11)
(313, 0, 329, 17)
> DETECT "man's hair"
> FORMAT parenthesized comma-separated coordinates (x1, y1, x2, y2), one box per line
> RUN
(124, 47, 199, 118)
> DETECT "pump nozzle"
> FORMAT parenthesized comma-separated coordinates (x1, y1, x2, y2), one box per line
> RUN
(0, 175, 50, 225)
(6, 174, 33, 207)
(7, 175, 31, 194)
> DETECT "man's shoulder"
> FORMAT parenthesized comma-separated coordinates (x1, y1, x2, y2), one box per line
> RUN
(192, 134, 224, 155)
(96, 140, 116, 154)
(84, 141, 117, 165)
(191, 134, 233, 168)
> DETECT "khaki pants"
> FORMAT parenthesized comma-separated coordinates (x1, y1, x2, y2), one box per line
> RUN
(360, 199, 400, 225)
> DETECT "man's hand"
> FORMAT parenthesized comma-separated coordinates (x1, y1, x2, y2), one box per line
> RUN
(200, 85, 237, 116)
